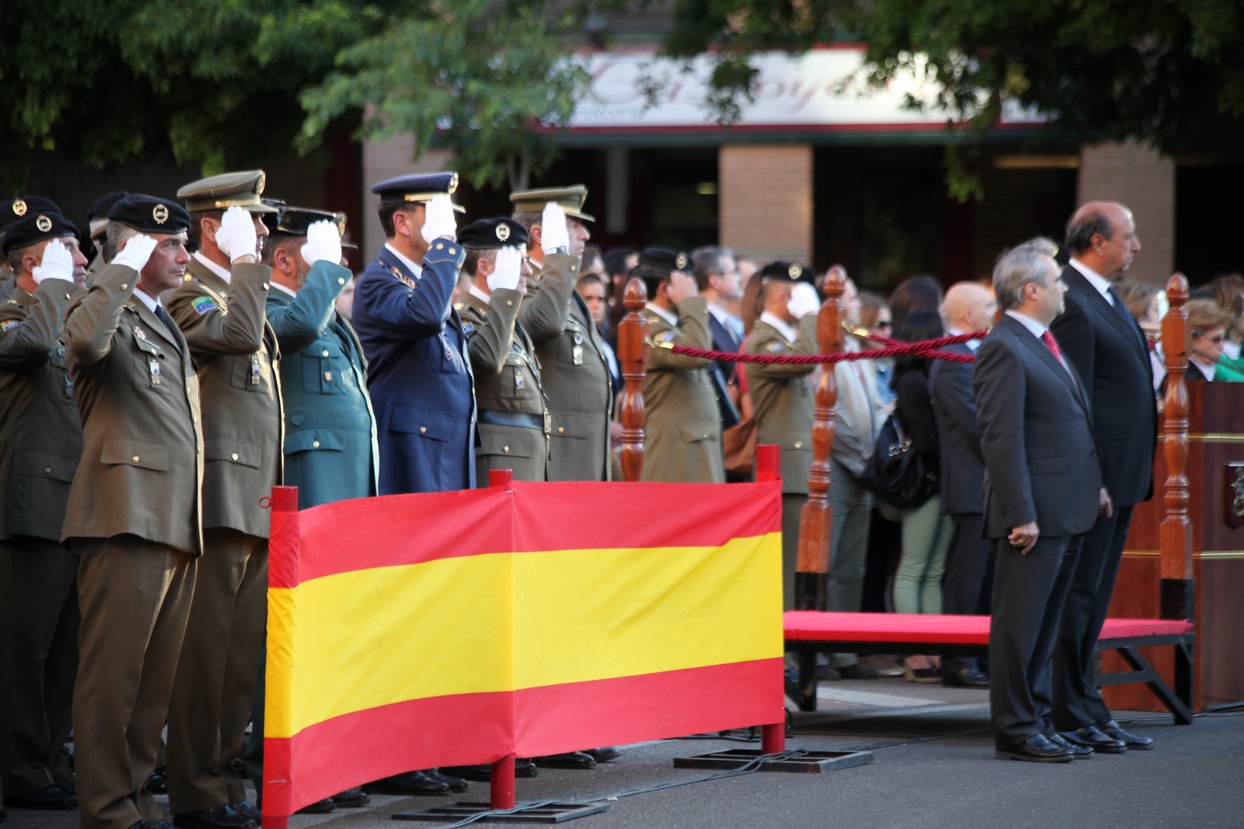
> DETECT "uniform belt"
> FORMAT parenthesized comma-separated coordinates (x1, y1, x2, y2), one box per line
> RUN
(478, 409, 549, 434)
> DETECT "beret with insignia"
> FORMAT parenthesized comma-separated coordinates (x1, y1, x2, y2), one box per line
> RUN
(629, 246, 691, 299)
(370, 172, 465, 213)
(756, 260, 808, 284)
(2, 212, 81, 255)
(87, 191, 130, 239)
(457, 217, 530, 250)
(178, 170, 277, 213)
(108, 195, 191, 234)
(1, 196, 61, 233)
(509, 184, 594, 223)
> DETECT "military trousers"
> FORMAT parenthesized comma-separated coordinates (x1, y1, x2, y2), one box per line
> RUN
(72, 535, 196, 829)
(167, 528, 268, 814)
(0, 538, 79, 796)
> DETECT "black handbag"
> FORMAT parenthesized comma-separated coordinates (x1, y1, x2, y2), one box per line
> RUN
(859, 415, 938, 510)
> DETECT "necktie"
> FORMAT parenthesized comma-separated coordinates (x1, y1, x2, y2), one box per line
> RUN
(1041, 329, 1065, 365)
(1106, 286, 1147, 348)
(155, 305, 182, 353)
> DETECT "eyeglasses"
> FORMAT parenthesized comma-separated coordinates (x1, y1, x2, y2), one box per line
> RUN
(874, 320, 893, 330)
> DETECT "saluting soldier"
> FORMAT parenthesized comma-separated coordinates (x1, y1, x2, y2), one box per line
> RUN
(741, 262, 821, 609)
(635, 248, 725, 485)
(164, 172, 283, 829)
(1, 198, 63, 302)
(0, 209, 87, 811)
(511, 187, 612, 482)
(63, 195, 204, 829)
(458, 217, 548, 483)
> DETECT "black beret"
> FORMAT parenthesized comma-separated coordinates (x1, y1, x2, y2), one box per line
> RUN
(88, 191, 129, 221)
(371, 172, 465, 212)
(629, 247, 690, 281)
(457, 218, 530, 250)
(2, 212, 81, 255)
(108, 194, 191, 234)
(1, 196, 62, 233)
(756, 260, 807, 283)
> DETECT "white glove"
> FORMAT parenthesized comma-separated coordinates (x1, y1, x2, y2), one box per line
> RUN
(787, 281, 822, 319)
(31, 239, 73, 284)
(420, 194, 457, 243)
(540, 201, 569, 254)
(487, 246, 523, 293)
(300, 219, 342, 266)
(112, 234, 158, 272)
(216, 206, 259, 263)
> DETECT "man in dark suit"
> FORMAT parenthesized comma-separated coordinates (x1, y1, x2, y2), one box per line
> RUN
(1050, 203, 1157, 752)
(974, 238, 1108, 762)
(929, 281, 996, 688)
(690, 247, 744, 382)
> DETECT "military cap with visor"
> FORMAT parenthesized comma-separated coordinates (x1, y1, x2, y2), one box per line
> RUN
(508, 184, 594, 223)
(457, 217, 530, 251)
(2, 212, 81, 255)
(1, 196, 62, 233)
(260, 198, 358, 249)
(370, 172, 465, 213)
(108, 194, 192, 234)
(177, 170, 277, 213)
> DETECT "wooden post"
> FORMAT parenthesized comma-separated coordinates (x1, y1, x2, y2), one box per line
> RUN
(754, 445, 786, 754)
(618, 277, 650, 482)
(1159, 274, 1193, 621)
(486, 468, 517, 808)
(263, 485, 300, 829)
(794, 267, 843, 611)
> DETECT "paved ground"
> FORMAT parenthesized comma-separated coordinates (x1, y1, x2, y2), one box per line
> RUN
(9, 677, 1243, 829)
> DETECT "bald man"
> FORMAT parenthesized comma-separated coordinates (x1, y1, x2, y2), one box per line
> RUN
(1049, 203, 1157, 752)
(929, 282, 996, 687)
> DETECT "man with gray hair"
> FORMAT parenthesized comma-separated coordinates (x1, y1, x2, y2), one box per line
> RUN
(973, 238, 1109, 762)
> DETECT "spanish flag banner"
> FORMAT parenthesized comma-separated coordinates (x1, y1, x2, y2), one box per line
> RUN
(263, 480, 783, 816)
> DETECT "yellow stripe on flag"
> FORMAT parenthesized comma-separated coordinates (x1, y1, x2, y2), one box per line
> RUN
(267, 532, 780, 739)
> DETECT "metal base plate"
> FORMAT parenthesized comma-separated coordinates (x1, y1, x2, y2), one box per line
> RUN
(393, 800, 611, 824)
(673, 748, 873, 773)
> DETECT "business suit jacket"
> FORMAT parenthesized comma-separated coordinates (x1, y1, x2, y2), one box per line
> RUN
(929, 341, 986, 515)
(520, 254, 612, 481)
(707, 308, 742, 385)
(353, 241, 475, 494)
(0, 280, 83, 541)
(743, 314, 818, 494)
(973, 314, 1102, 540)
(62, 263, 204, 555)
(639, 297, 724, 483)
(461, 289, 549, 483)
(265, 261, 378, 509)
(1050, 265, 1156, 507)
(166, 258, 283, 538)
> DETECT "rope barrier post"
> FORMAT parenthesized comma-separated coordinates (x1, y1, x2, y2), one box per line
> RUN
(490, 756, 516, 811)
(618, 276, 650, 482)
(753, 445, 786, 753)
(264, 485, 300, 829)
(1159, 274, 1193, 622)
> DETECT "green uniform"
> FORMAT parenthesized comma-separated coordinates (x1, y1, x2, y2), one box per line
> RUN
(639, 296, 725, 484)
(461, 289, 549, 483)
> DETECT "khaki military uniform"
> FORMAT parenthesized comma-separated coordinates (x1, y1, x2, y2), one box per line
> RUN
(0, 279, 82, 798)
(639, 296, 724, 484)
(164, 256, 283, 814)
(461, 290, 549, 483)
(63, 262, 204, 829)
(519, 253, 612, 481)
(743, 313, 818, 609)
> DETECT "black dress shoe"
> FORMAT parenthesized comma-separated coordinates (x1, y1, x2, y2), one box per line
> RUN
(515, 758, 538, 778)
(439, 765, 491, 783)
(585, 747, 622, 763)
(363, 770, 449, 795)
(145, 768, 168, 795)
(172, 804, 257, 829)
(942, 668, 990, 688)
(331, 788, 371, 808)
(994, 734, 1074, 763)
(5, 785, 79, 810)
(1098, 720, 1154, 750)
(1060, 725, 1126, 754)
(837, 663, 881, 680)
(230, 801, 261, 822)
(533, 752, 596, 770)
(1048, 733, 1092, 759)
(426, 769, 468, 792)
(230, 759, 250, 780)
(296, 798, 336, 814)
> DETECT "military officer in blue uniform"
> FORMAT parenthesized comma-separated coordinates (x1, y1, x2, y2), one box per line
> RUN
(351, 173, 475, 496)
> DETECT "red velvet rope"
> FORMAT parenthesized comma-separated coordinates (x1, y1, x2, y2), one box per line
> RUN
(663, 331, 988, 365)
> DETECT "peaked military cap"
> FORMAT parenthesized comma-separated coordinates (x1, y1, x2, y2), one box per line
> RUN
(371, 172, 465, 212)
(457, 217, 530, 250)
(629, 247, 689, 281)
(1, 196, 62, 233)
(509, 184, 594, 222)
(108, 194, 192, 234)
(756, 260, 806, 283)
(177, 170, 277, 213)
(261, 199, 358, 248)
(2, 212, 81, 255)
(87, 191, 130, 239)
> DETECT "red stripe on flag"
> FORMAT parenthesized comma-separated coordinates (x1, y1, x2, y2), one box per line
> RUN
(261, 657, 783, 817)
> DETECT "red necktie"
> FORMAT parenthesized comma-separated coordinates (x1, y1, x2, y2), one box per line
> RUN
(1041, 330, 1064, 365)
